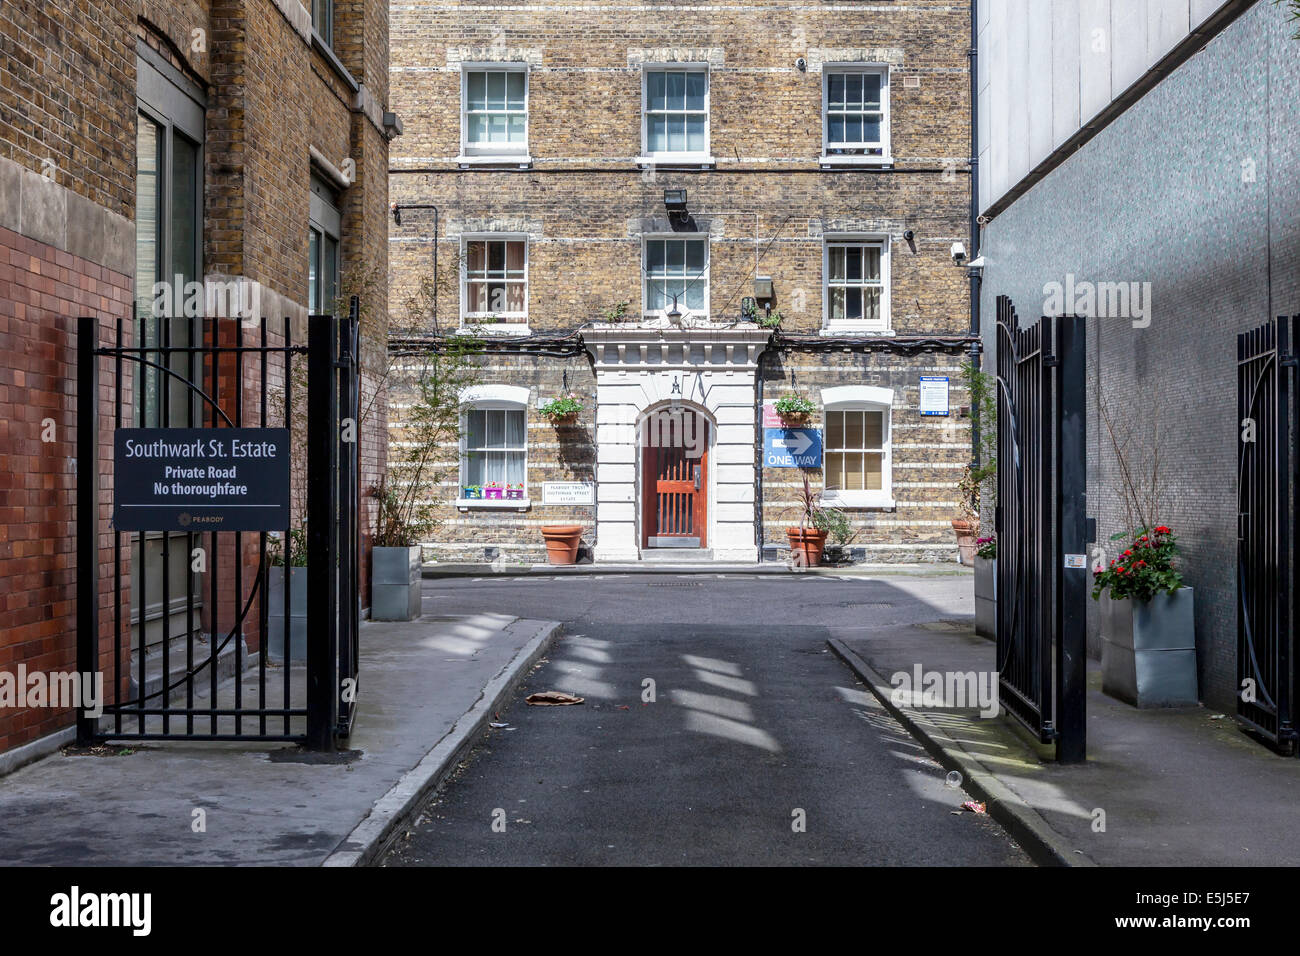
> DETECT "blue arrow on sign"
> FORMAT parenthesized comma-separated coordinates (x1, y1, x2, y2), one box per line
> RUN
(764, 428, 823, 468)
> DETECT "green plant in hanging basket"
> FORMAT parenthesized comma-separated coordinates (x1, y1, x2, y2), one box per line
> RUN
(540, 393, 584, 422)
(774, 392, 817, 421)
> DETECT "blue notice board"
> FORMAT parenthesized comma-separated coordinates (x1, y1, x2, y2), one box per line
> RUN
(919, 376, 950, 416)
(764, 428, 823, 469)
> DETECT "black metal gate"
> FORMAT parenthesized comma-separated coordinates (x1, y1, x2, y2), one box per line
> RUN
(994, 296, 1088, 762)
(1236, 316, 1298, 752)
(76, 304, 360, 749)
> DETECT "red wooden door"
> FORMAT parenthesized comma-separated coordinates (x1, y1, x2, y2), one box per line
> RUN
(642, 411, 708, 548)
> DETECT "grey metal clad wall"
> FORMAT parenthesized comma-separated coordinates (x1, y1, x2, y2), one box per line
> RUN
(977, 0, 1299, 711)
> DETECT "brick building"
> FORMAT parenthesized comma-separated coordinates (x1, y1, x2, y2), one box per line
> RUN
(388, 0, 974, 565)
(0, 0, 396, 762)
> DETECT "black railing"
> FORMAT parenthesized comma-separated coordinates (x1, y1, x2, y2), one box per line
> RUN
(994, 296, 1087, 762)
(76, 306, 360, 748)
(1236, 316, 1298, 752)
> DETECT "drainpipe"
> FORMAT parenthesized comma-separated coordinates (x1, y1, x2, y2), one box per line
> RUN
(967, 0, 982, 474)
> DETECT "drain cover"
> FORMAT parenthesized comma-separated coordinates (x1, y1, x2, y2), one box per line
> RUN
(648, 581, 703, 587)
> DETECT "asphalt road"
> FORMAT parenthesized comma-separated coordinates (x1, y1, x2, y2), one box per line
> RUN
(381, 573, 1029, 866)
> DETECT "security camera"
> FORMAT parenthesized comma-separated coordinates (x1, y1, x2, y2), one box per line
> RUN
(950, 241, 967, 265)
(903, 230, 915, 242)
(795, 57, 807, 72)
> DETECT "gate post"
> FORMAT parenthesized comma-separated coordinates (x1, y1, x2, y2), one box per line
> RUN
(307, 313, 340, 751)
(1055, 314, 1087, 763)
(76, 316, 99, 745)
(336, 297, 361, 737)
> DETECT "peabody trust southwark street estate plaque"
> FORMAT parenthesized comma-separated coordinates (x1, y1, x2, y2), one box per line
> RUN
(113, 428, 291, 532)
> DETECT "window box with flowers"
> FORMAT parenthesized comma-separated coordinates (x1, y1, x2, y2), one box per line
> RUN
(1092, 526, 1197, 708)
(484, 482, 505, 500)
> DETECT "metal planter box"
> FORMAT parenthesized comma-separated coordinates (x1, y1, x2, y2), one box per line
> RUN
(267, 566, 307, 661)
(974, 557, 995, 640)
(1100, 587, 1198, 707)
(372, 545, 422, 621)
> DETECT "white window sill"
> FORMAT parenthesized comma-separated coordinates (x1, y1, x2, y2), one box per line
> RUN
(819, 326, 894, 336)
(820, 153, 893, 167)
(637, 154, 716, 169)
(459, 323, 531, 336)
(457, 498, 532, 510)
(821, 493, 895, 510)
(456, 154, 533, 168)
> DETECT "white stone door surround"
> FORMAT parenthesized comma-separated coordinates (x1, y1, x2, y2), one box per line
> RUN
(585, 320, 773, 563)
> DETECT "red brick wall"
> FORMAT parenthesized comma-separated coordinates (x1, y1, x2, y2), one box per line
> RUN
(0, 225, 132, 753)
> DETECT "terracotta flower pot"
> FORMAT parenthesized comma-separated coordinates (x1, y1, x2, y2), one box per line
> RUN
(786, 527, 827, 567)
(951, 518, 978, 567)
(540, 525, 584, 565)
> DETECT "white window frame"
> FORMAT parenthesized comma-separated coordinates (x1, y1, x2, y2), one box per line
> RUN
(458, 63, 531, 166)
(638, 64, 713, 167)
(641, 234, 710, 321)
(821, 64, 891, 166)
(819, 385, 894, 509)
(457, 385, 531, 509)
(459, 233, 530, 333)
(822, 234, 891, 334)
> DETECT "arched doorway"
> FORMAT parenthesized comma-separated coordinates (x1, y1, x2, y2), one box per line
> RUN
(639, 405, 711, 549)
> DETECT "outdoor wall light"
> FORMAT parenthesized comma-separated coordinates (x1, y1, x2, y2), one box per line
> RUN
(664, 188, 688, 221)
(666, 294, 684, 326)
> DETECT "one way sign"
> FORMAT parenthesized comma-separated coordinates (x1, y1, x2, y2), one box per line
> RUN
(764, 428, 823, 468)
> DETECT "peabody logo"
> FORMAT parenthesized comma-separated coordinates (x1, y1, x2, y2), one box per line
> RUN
(178, 512, 192, 527)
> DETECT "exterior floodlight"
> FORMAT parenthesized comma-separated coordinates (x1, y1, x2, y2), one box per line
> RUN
(664, 188, 688, 220)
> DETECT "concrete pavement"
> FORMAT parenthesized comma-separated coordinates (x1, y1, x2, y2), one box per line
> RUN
(833, 619, 1300, 867)
(0, 609, 560, 866)
(381, 574, 1029, 866)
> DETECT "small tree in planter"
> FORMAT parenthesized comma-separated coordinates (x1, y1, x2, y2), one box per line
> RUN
(370, 272, 484, 620)
(370, 476, 432, 621)
(1092, 394, 1197, 707)
(786, 473, 830, 567)
(952, 465, 982, 565)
